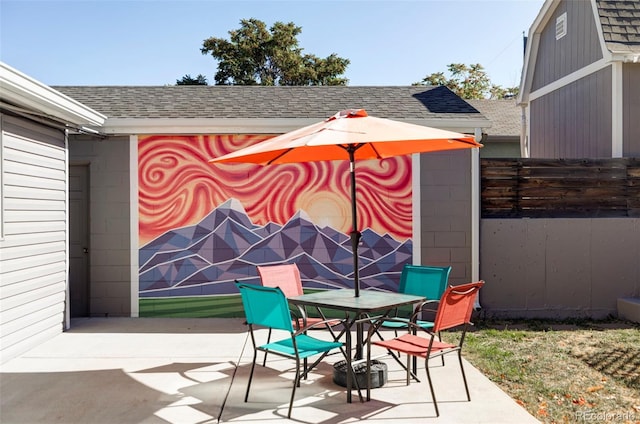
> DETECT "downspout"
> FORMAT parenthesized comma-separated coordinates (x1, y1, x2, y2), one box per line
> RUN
(472, 129, 481, 309)
(64, 128, 71, 329)
(520, 105, 529, 158)
(412, 153, 420, 265)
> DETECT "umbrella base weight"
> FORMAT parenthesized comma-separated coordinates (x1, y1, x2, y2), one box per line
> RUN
(332, 359, 387, 389)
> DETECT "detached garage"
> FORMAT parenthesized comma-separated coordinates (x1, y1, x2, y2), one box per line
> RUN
(0, 63, 105, 363)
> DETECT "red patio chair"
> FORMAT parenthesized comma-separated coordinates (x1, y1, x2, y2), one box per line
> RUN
(367, 280, 484, 417)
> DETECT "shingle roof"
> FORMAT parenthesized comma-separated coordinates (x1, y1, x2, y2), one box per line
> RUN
(53, 85, 484, 121)
(596, 0, 640, 54)
(466, 99, 520, 137)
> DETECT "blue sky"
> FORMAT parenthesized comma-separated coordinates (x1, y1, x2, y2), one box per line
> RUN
(1, 0, 544, 88)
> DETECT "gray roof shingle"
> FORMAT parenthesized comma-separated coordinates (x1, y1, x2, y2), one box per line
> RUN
(596, 0, 640, 53)
(53, 85, 484, 121)
(466, 99, 520, 137)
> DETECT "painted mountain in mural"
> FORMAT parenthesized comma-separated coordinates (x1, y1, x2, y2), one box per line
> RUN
(139, 198, 412, 297)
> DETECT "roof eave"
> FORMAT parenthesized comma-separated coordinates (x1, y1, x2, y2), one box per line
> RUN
(517, 0, 558, 106)
(0, 62, 106, 127)
(100, 117, 491, 136)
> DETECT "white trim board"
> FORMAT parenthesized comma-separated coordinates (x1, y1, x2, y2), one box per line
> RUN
(100, 117, 490, 136)
(130, 135, 140, 317)
(528, 58, 610, 102)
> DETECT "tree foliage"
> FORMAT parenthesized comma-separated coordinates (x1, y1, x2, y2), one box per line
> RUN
(200, 18, 349, 86)
(415, 63, 519, 99)
(176, 74, 209, 85)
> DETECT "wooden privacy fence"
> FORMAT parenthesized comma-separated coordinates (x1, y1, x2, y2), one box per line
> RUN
(481, 158, 640, 218)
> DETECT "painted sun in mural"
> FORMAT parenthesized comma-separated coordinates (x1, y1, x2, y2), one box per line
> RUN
(297, 190, 350, 231)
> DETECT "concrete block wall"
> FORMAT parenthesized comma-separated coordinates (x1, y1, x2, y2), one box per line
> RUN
(69, 136, 131, 317)
(419, 150, 473, 284)
(480, 218, 640, 319)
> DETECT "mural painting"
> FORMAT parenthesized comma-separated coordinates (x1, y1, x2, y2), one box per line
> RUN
(138, 134, 413, 314)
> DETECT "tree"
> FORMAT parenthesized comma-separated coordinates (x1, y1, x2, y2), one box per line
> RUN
(176, 74, 208, 85)
(414, 63, 519, 99)
(200, 18, 350, 86)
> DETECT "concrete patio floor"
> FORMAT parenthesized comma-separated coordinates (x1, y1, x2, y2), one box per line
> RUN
(0, 318, 539, 424)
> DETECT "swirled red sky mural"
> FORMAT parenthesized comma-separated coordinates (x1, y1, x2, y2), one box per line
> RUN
(138, 134, 412, 246)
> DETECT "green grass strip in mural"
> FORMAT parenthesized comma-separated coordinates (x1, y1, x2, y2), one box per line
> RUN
(140, 295, 244, 318)
(139, 289, 353, 319)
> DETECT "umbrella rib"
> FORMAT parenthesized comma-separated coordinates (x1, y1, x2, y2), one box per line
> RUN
(454, 137, 481, 146)
(266, 148, 294, 165)
(369, 144, 383, 160)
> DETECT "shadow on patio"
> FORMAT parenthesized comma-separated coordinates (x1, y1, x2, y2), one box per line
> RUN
(0, 318, 539, 423)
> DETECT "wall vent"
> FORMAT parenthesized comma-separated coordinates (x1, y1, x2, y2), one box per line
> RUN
(556, 12, 567, 40)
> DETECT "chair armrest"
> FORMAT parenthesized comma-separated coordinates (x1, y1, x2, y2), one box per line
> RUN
(294, 317, 347, 335)
(366, 315, 436, 338)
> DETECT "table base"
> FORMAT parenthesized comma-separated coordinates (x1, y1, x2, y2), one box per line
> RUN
(333, 359, 387, 389)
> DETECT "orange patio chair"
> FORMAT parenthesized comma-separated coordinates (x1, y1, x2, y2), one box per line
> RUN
(367, 280, 485, 417)
(375, 264, 451, 376)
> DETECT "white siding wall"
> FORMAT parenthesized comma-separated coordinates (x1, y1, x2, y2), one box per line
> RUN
(0, 114, 67, 364)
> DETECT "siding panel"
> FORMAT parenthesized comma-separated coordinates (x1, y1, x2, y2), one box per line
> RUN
(1, 306, 64, 356)
(1, 304, 64, 339)
(0, 271, 66, 298)
(3, 185, 66, 201)
(4, 221, 66, 236)
(4, 197, 66, 211)
(4, 173, 66, 191)
(1, 262, 66, 286)
(0, 240, 66, 261)
(623, 63, 640, 156)
(0, 114, 68, 364)
(1, 251, 66, 274)
(0, 231, 65, 249)
(532, 0, 602, 90)
(0, 323, 62, 364)
(3, 159, 66, 181)
(1, 282, 66, 324)
(4, 210, 66, 222)
(530, 67, 612, 158)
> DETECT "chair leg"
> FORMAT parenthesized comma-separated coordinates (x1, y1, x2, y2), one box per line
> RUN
(262, 328, 272, 367)
(458, 351, 471, 401)
(406, 355, 411, 385)
(439, 331, 445, 367)
(245, 351, 258, 403)
(288, 358, 301, 419)
(425, 358, 440, 417)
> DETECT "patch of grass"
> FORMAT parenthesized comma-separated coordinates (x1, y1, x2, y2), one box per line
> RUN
(457, 319, 640, 423)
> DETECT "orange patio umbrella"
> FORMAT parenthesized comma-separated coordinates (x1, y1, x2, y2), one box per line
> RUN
(210, 109, 482, 296)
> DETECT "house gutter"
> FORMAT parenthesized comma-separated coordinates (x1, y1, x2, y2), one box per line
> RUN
(0, 62, 105, 127)
(100, 117, 491, 136)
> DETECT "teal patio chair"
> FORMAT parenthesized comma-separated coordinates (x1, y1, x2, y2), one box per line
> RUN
(236, 282, 345, 419)
(379, 264, 451, 332)
(257, 264, 342, 366)
(375, 264, 451, 378)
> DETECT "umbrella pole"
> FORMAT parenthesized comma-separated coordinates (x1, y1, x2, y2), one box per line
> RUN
(347, 146, 361, 297)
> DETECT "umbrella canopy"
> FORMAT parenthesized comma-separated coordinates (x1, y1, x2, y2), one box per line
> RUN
(210, 109, 482, 296)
